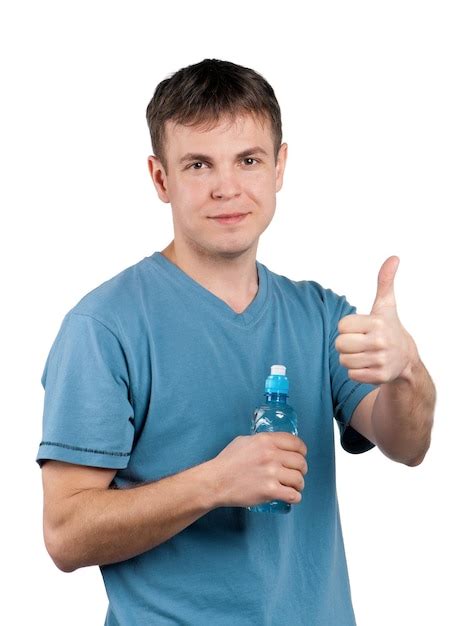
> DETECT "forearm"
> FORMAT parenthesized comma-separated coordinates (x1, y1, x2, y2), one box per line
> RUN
(52, 459, 220, 572)
(371, 355, 436, 466)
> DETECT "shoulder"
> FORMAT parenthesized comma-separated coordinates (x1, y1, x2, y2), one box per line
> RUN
(262, 263, 356, 338)
(65, 255, 154, 333)
(263, 263, 347, 310)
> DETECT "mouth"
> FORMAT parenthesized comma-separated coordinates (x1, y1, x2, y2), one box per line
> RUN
(209, 213, 249, 225)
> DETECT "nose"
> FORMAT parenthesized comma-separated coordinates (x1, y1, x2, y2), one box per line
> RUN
(211, 166, 242, 200)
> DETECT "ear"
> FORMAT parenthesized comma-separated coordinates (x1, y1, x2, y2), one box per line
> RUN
(147, 155, 170, 203)
(275, 143, 288, 193)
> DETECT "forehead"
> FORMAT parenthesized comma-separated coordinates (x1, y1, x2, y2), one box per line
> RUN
(164, 113, 272, 156)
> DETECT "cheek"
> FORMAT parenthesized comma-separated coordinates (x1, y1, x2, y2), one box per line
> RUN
(255, 176, 277, 207)
(170, 178, 207, 213)
(246, 174, 276, 206)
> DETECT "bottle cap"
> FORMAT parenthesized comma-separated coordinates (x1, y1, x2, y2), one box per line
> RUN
(265, 364, 289, 394)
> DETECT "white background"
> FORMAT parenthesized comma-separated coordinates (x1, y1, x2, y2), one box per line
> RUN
(1, 1, 469, 624)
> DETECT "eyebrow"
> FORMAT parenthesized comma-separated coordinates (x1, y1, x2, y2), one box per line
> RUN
(179, 146, 269, 165)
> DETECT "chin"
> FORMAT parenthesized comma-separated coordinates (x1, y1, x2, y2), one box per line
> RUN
(183, 228, 259, 259)
(207, 239, 257, 259)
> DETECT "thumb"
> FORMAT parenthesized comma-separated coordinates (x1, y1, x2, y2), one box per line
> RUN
(371, 255, 400, 313)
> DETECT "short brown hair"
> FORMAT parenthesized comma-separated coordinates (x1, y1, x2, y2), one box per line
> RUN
(146, 58, 283, 172)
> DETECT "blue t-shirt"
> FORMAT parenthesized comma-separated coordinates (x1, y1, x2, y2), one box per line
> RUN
(36, 251, 379, 625)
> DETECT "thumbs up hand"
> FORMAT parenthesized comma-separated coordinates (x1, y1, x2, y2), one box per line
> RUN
(335, 256, 419, 385)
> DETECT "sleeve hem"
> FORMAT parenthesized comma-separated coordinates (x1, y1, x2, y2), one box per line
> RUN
(36, 441, 131, 469)
(336, 383, 379, 454)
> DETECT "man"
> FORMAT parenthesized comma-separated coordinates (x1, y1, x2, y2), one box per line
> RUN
(37, 58, 436, 625)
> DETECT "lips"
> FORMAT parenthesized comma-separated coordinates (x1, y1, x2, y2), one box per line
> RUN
(210, 213, 249, 225)
(211, 213, 247, 218)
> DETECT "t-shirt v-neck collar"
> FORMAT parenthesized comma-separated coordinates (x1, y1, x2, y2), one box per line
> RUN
(146, 251, 269, 328)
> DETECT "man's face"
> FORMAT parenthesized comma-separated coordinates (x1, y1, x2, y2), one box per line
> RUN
(148, 113, 287, 260)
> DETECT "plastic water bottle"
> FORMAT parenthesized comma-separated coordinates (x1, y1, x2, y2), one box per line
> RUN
(247, 364, 299, 514)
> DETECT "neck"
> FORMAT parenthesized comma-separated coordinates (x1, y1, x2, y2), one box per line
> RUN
(159, 239, 259, 314)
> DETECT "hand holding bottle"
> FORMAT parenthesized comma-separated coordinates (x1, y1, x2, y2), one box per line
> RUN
(210, 432, 308, 508)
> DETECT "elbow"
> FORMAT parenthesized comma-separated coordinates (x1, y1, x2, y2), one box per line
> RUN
(404, 445, 430, 467)
(405, 455, 424, 467)
(44, 524, 79, 573)
(54, 560, 78, 574)
(55, 555, 79, 574)
(405, 432, 433, 467)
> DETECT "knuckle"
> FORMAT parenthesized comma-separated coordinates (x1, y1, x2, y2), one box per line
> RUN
(374, 317, 385, 331)
(260, 445, 275, 464)
(377, 351, 387, 366)
(375, 336, 387, 350)
(260, 451, 271, 465)
(267, 462, 278, 477)
(369, 332, 380, 349)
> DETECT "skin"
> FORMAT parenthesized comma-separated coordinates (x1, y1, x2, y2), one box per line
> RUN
(147, 112, 288, 313)
(336, 255, 436, 465)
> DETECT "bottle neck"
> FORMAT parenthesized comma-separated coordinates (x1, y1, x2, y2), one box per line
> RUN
(265, 392, 288, 403)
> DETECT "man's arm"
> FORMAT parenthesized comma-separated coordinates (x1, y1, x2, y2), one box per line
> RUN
(336, 256, 436, 466)
(41, 432, 308, 573)
(42, 459, 220, 573)
(350, 356, 436, 466)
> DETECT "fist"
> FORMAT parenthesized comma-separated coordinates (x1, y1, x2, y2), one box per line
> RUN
(335, 256, 419, 385)
(210, 432, 308, 508)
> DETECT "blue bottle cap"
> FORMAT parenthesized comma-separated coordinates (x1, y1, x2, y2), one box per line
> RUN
(265, 364, 289, 394)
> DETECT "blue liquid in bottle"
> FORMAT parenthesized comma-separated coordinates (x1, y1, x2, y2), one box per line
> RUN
(247, 364, 298, 514)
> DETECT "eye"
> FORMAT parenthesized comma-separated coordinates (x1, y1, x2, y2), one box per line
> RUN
(189, 161, 206, 170)
(243, 157, 258, 166)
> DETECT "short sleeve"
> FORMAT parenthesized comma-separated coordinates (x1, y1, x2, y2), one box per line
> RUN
(327, 290, 380, 454)
(36, 312, 135, 469)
